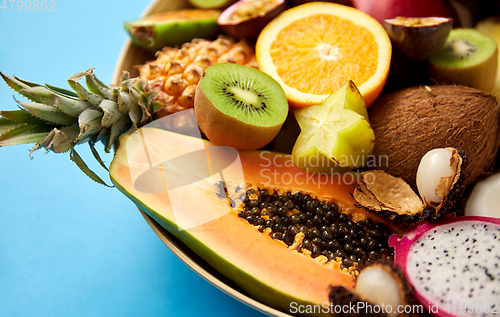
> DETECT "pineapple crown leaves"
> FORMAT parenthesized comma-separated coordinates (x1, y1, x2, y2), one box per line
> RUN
(0, 69, 164, 186)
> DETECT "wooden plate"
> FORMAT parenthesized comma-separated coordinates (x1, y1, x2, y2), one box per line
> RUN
(112, 1, 292, 316)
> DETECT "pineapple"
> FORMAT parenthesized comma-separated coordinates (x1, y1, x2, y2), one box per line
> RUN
(0, 69, 157, 153)
(0, 69, 160, 185)
(0, 36, 258, 184)
(139, 35, 258, 118)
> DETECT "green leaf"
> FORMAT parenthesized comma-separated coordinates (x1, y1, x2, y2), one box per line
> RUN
(86, 73, 117, 101)
(81, 70, 102, 96)
(105, 116, 130, 153)
(46, 84, 80, 99)
(0, 123, 51, 147)
(94, 75, 113, 90)
(120, 78, 137, 92)
(128, 104, 142, 127)
(128, 86, 141, 105)
(38, 124, 79, 153)
(13, 76, 42, 88)
(134, 78, 147, 92)
(138, 92, 152, 120)
(1, 72, 35, 93)
(89, 142, 109, 171)
(95, 127, 109, 142)
(129, 87, 151, 124)
(70, 148, 113, 187)
(77, 108, 103, 141)
(19, 86, 89, 117)
(18, 86, 50, 103)
(121, 71, 130, 82)
(68, 79, 104, 108)
(0, 110, 48, 125)
(51, 94, 89, 117)
(117, 91, 134, 115)
(0, 117, 20, 134)
(18, 101, 77, 126)
(151, 100, 163, 114)
(99, 100, 122, 128)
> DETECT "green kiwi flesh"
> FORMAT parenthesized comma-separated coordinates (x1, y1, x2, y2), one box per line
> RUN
(194, 63, 288, 150)
(429, 28, 498, 92)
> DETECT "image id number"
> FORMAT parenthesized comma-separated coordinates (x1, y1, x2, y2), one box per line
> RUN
(442, 301, 499, 315)
(1, 0, 55, 11)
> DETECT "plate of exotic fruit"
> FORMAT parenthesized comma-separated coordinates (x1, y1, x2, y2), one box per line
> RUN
(2, 0, 500, 316)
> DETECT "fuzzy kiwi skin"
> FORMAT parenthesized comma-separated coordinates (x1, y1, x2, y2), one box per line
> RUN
(429, 45, 498, 92)
(194, 84, 284, 150)
(368, 85, 500, 190)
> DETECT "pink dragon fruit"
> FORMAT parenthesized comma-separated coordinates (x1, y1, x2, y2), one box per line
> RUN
(389, 216, 500, 317)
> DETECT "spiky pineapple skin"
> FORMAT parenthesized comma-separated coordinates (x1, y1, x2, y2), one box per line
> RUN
(138, 35, 258, 118)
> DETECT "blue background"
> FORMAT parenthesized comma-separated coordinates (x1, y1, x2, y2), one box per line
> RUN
(0, 1, 263, 316)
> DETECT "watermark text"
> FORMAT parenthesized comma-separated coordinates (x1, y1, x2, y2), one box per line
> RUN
(289, 301, 425, 315)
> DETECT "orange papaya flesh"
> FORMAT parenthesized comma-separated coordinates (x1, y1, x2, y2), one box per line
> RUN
(109, 128, 399, 314)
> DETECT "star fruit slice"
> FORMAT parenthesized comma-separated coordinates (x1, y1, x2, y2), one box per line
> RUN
(292, 80, 375, 174)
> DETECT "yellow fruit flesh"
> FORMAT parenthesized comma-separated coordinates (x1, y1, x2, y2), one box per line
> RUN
(138, 36, 258, 118)
(292, 81, 375, 173)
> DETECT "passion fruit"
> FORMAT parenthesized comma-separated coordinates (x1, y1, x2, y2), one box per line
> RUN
(217, 0, 287, 40)
(352, 0, 460, 27)
(289, 0, 352, 6)
(384, 17, 453, 60)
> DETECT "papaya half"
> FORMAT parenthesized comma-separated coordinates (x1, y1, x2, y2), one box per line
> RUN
(109, 127, 398, 316)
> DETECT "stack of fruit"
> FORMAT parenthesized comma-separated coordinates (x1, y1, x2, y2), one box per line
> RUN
(2, 0, 500, 316)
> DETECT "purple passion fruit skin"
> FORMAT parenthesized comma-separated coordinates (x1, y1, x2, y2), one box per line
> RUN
(217, 0, 287, 40)
(289, 0, 353, 6)
(384, 17, 453, 61)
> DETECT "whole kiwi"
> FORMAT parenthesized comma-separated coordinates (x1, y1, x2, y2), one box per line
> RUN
(368, 84, 500, 189)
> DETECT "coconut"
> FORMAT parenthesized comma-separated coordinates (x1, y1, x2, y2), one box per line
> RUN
(368, 85, 500, 189)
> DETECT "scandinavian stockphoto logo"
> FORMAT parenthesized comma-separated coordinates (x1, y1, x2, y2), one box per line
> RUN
(125, 109, 246, 231)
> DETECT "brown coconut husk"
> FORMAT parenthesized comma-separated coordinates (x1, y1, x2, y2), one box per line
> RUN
(368, 85, 500, 190)
(353, 149, 468, 229)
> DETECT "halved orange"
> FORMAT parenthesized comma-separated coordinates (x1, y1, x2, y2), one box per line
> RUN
(256, 2, 392, 108)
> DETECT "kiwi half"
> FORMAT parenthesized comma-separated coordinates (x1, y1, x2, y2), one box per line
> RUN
(429, 28, 498, 92)
(194, 63, 288, 150)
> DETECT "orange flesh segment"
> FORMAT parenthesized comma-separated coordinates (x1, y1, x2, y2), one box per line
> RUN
(270, 14, 379, 95)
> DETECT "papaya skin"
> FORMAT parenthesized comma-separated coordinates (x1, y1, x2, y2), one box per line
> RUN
(124, 10, 221, 52)
(109, 128, 397, 315)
